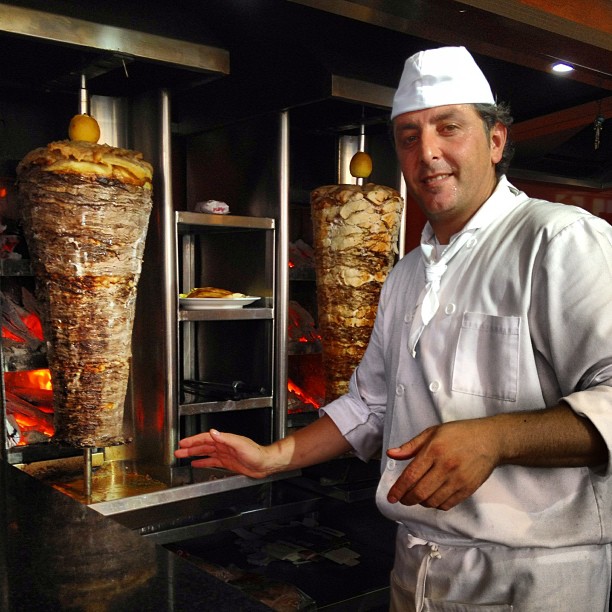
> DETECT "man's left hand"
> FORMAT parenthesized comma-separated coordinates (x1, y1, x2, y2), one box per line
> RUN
(386, 419, 499, 511)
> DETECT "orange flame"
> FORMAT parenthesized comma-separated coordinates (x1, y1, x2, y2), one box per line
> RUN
(5, 369, 55, 444)
(287, 378, 320, 410)
(5, 368, 52, 391)
(13, 413, 55, 439)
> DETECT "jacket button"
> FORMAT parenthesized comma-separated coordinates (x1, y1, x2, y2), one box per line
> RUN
(445, 303, 456, 315)
(429, 380, 441, 392)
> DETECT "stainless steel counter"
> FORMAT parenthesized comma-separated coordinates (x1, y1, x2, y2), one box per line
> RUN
(1, 463, 271, 611)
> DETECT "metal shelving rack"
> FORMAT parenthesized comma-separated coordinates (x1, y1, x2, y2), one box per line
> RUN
(175, 212, 279, 446)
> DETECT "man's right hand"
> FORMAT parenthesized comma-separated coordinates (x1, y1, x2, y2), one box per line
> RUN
(174, 429, 273, 478)
(174, 415, 354, 479)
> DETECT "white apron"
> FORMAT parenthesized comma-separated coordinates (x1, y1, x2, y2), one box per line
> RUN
(389, 524, 611, 612)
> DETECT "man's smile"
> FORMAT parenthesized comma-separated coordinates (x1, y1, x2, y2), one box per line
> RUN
(422, 173, 453, 186)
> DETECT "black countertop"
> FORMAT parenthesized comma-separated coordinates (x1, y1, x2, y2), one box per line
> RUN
(1, 463, 271, 611)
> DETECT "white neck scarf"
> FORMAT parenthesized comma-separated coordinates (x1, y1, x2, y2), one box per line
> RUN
(406, 177, 526, 357)
(408, 229, 474, 357)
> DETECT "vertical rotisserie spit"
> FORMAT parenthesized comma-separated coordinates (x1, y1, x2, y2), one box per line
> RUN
(16, 124, 153, 448)
(311, 181, 403, 402)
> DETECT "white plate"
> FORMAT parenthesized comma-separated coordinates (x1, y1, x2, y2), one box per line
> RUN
(180, 296, 260, 310)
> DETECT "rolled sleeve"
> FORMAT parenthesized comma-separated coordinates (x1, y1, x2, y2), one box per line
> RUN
(320, 367, 386, 461)
(533, 216, 612, 459)
(564, 382, 612, 474)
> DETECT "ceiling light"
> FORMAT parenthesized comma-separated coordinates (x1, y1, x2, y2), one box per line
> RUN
(551, 62, 574, 74)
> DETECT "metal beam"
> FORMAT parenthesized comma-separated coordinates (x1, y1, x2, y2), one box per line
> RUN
(331, 75, 395, 109)
(0, 3, 229, 75)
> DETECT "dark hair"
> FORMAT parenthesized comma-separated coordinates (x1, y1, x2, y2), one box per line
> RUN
(473, 102, 515, 178)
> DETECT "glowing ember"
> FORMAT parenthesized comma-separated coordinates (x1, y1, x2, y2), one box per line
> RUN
(1, 289, 54, 446)
(5, 368, 54, 445)
(288, 301, 321, 347)
(289, 240, 315, 270)
(11, 411, 54, 439)
(14, 312, 44, 341)
(1, 292, 44, 345)
(5, 368, 52, 391)
(287, 378, 321, 411)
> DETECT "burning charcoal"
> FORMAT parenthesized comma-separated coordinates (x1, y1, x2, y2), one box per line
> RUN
(5, 390, 54, 443)
(21, 286, 42, 319)
(289, 239, 315, 269)
(5, 414, 20, 448)
(287, 378, 322, 413)
(0, 291, 44, 350)
(288, 300, 321, 349)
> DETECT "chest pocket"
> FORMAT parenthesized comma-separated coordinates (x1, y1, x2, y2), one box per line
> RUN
(451, 312, 520, 402)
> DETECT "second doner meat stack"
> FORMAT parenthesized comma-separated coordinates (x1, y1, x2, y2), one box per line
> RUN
(311, 183, 403, 402)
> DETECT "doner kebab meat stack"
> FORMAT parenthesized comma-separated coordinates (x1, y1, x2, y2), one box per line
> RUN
(311, 155, 403, 402)
(17, 114, 153, 447)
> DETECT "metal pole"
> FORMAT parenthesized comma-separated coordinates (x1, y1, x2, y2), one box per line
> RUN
(83, 447, 92, 498)
(274, 110, 290, 441)
(79, 74, 88, 114)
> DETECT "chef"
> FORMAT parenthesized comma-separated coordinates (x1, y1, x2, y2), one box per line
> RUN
(176, 46, 612, 611)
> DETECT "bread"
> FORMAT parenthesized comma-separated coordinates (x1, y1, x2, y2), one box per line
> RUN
(185, 287, 245, 298)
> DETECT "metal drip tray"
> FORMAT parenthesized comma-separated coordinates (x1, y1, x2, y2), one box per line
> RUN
(18, 456, 305, 542)
(88, 466, 308, 544)
(22, 456, 169, 505)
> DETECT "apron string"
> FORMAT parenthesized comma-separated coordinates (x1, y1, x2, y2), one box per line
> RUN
(414, 541, 442, 612)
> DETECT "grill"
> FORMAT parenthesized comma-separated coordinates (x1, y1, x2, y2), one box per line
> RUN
(0, 7, 400, 608)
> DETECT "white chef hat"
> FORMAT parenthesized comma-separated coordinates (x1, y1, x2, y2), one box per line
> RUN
(391, 46, 495, 120)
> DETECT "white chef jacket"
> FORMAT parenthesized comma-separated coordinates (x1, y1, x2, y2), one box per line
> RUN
(322, 176, 612, 550)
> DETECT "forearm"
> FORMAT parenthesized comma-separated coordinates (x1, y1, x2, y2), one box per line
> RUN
(265, 414, 353, 474)
(385, 402, 609, 510)
(176, 414, 353, 478)
(493, 403, 608, 468)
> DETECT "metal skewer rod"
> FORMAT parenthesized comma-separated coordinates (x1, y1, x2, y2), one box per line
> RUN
(79, 72, 92, 500)
(79, 74, 89, 115)
(83, 447, 92, 498)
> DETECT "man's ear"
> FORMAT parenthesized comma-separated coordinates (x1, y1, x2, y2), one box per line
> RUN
(490, 123, 507, 164)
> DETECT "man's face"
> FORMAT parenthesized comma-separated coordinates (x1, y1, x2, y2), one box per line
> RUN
(393, 104, 506, 242)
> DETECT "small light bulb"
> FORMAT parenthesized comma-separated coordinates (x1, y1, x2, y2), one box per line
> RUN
(552, 62, 574, 74)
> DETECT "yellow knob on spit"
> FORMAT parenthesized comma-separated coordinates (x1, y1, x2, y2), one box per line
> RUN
(68, 114, 101, 143)
(349, 151, 373, 179)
